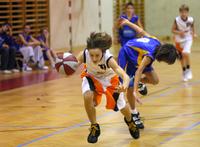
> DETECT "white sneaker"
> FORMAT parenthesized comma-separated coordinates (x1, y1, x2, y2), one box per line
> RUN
(3, 70, 12, 74)
(186, 69, 192, 80)
(182, 71, 188, 82)
(12, 69, 20, 73)
(26, 66, 33, 71)
(41, 66, 49, 70)
(23, 65, 32, 71)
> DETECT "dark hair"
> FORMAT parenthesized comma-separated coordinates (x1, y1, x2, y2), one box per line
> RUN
(87, 32, 112, 52)
(125, 2, 134, 8)
(155, 44, 178, 64)
(179, 4, 189, 12)
(40, 27, 48, 34)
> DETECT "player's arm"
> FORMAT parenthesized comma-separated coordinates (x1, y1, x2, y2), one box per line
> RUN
(108, 57, 130, 92)
(191, 21, 197, 38)
(76, 51, 84, 66)
(119, 18, 150, 37)
(133, 56, 152, 103)
(136, 18, 143, 29)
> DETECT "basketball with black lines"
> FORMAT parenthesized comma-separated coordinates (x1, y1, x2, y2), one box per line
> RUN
(55, 52, 78, 76)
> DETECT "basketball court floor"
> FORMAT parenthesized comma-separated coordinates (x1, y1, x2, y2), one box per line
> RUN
(0, 39, 200, 147)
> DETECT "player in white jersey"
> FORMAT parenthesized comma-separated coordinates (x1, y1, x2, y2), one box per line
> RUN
(172, 4, 197, 81)
(77, 32, 139, 143)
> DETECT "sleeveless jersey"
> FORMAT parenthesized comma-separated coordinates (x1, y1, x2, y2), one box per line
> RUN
(83, 49, 115, 78)
(174, 16, 194, 42)
(123, 36, 161, 67)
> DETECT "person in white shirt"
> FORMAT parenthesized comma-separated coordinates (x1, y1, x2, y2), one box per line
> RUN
(172, 4, 197, 81)
(77, 32, 140, 143)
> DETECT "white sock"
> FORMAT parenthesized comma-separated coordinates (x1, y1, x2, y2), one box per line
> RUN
(131, 108, 138, 114)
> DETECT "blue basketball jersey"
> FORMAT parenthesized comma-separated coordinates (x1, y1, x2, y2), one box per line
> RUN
(118, 36, 161, 87)
(119, 14, 139, 46)
(123, 36, 161, 67)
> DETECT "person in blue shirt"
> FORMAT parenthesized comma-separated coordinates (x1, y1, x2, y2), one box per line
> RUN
(0, 23, 19, 74)
(118, 18, 178, 129)
(19, 24, 48, 71)
(117, 2, 143, 46)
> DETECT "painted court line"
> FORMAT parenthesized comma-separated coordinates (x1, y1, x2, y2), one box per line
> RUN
(17, 112, 114, 147)
(17, 79, 200, 147)
(160, 121, 200, 145)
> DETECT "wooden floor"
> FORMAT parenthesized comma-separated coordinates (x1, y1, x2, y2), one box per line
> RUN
(0, 40, 200, 147)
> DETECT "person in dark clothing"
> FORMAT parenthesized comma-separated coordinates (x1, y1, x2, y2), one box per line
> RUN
(0, 23, 19, 74)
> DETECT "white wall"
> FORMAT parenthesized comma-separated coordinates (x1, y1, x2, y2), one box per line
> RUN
(50, 0, 200, 49)
(50, 0, 113, 50)
(49, 0, 69, 50)
(101, 0, 113, 36)
(145, 0, 200, 37)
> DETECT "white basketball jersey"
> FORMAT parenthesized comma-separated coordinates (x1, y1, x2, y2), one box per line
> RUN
(83, 49, 115, 78)
(175, 16, 194, 42)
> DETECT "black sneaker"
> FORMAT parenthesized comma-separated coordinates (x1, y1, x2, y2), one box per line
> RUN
(138, 82, 147, 95)
(87, 123, 101, 143)
(124, 117, 140, 139)
(132, 113, 144, 129)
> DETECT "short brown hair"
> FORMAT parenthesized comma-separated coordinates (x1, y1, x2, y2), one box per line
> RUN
(87, 32, 112, 52)
(125, 2, 134, 8)
(179, 4, 189, 12)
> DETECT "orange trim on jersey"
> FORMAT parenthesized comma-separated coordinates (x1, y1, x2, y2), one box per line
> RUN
(81, 71, 120, 110)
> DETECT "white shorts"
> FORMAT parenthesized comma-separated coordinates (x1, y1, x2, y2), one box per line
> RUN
(82, 76, 126, 111)
(175, 40, 193, 53)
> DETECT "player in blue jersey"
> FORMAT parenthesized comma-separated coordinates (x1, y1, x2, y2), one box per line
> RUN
(117, 2, 143, 46)
(116, 2, 148, 97)
(118, 18, 178, 129)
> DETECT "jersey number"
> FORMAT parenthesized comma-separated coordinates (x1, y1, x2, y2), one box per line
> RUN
(98, 64, 106, 70)
(136, 38, 150, 43)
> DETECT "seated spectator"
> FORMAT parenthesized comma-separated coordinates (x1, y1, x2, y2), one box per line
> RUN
(19, 24, 48, 71)
(0, 23, 19, 74)
(37, 28, 58, 68)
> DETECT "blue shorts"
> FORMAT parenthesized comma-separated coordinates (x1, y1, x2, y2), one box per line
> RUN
(118, 47, 153, 87)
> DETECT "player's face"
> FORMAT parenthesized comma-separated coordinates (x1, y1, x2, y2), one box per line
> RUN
(180, 10, 188, 20)
(126, 5, 134, 15)
(88, 48, 103, 64)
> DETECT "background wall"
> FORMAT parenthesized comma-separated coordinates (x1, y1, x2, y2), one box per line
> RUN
(145, 0, 200, 37)
(49, 0, 199, 50)
(49, 0, 113, 50)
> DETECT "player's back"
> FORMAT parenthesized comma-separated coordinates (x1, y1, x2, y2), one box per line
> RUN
(123, 36, 161, 65)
